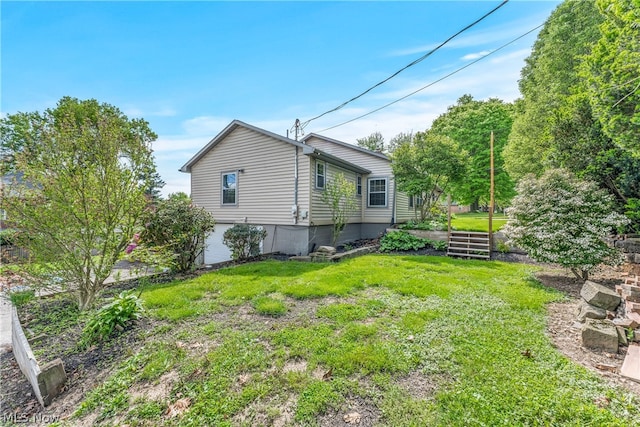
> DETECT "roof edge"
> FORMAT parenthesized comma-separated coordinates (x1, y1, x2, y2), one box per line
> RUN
(302, 133, 390, 161)
(179, 120, 306, 173)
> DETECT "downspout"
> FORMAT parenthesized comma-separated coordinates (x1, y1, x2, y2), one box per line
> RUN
(293, 146, 299, 224)
(391, 178, 397, 226)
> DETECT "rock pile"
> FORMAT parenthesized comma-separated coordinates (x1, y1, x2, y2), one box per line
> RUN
(615, 274, 640, 328)
(578, 280, 624, 353)
(576, 274, 640, 383)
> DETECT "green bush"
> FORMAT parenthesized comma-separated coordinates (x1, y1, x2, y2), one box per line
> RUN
(431, 240, 448, 251)
(379, 231, 430, 252)
(142, 193, 216, 272)
(80, 291, 145, 348)
(9, 289, 35, 307)
(223, 224, 267, 261)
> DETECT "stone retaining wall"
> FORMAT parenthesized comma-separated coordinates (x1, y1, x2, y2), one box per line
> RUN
(391, 229, 526, 253)
(11, 306, 66, 407)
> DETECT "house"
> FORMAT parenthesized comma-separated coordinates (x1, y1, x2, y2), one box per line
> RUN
(179, 120, 415, 263)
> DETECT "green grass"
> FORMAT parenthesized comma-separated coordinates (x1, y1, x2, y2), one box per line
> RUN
(64, 255, 639, 426)
(451, 212, 508, 232)
(252, 295, 287, 316)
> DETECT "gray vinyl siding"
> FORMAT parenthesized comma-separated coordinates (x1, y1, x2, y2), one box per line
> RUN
(395, 191, 417, 223)
(190, 126, 309, 226)
(305, 136, 395, 224)
(310, 161, 362, 226)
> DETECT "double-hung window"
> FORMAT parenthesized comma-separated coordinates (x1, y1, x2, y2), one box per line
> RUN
(222, 171, 237, 205)
(315, 161, 326, 189)
(367, 177, 387, 207)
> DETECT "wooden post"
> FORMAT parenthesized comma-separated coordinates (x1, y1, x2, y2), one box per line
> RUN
(447, 194, 452, 235)
(489, 131, 495, 259)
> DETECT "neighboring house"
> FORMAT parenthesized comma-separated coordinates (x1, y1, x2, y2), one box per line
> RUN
(179, 120, 415, 263)
(0, 172, 25, 230)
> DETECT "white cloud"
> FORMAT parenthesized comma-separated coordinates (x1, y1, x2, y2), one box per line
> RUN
(461, 50, 492, 61)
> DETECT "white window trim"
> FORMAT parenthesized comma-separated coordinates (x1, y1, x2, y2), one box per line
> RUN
(315, 161, 326, 190)
(367, 177, 388, 208)
(221, 171, 238, 206)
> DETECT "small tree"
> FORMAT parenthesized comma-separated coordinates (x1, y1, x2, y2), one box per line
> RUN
(321, 172, 358, 247)
(2, 97, 158, 310)
(391, 131, 468, 221)
(142, 193, 216, 272)
(223, 224, 267, 261)
(503, 169, 628, 281)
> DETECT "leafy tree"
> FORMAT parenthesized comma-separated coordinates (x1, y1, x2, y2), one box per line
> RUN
(0, 111, 47, 174)
(550, 93, 640, 232)
(387, 131, 413, 154)
(321, 172, 358, 247)
(501, 0, 639, 231)
(2, 97, 158, 310)
(142, 193, 216, 272)
(391, 131, 468, 221)
(356, 132, 385, 153)
(429, 95, 515, 209)
(581, 0, 640, 156)
(503, 169, 628, 281)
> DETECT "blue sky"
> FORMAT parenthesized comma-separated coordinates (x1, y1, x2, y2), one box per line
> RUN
(2, 1, 561, 195)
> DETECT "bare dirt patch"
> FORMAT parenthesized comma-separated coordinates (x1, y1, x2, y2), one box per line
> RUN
(317, 395, 381, 427)
(397, 371, 453, 400)
(129, 370, 179, 403)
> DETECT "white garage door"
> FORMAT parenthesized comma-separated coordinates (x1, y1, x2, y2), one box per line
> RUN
(204, 224, 234, 264)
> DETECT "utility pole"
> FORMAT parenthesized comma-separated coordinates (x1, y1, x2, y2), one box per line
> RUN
(293, 119, 301, 141)
(489, 130, 495, 259)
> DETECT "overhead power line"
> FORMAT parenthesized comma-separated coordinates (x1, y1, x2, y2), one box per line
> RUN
(300, 0, 509, 129)
(317, 23, 545, 133)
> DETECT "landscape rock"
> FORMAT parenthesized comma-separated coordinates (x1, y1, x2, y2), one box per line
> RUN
(616, 326, 629, 346)
(613, 317, 640, 329)
(580, 281, 621, 311)
(581, 319, 619, 353)
(576, 300, 607, 322)
(316, 246, 337, 254)
(615, 238, 640, 253)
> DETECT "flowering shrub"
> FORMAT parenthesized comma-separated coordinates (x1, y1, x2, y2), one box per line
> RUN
(502, 169, 628, 280)
(125, 233, 140, 254)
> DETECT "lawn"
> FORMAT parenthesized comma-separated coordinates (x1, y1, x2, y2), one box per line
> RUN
(43, 255, 639, 426)
(451, 212, 508, 232)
